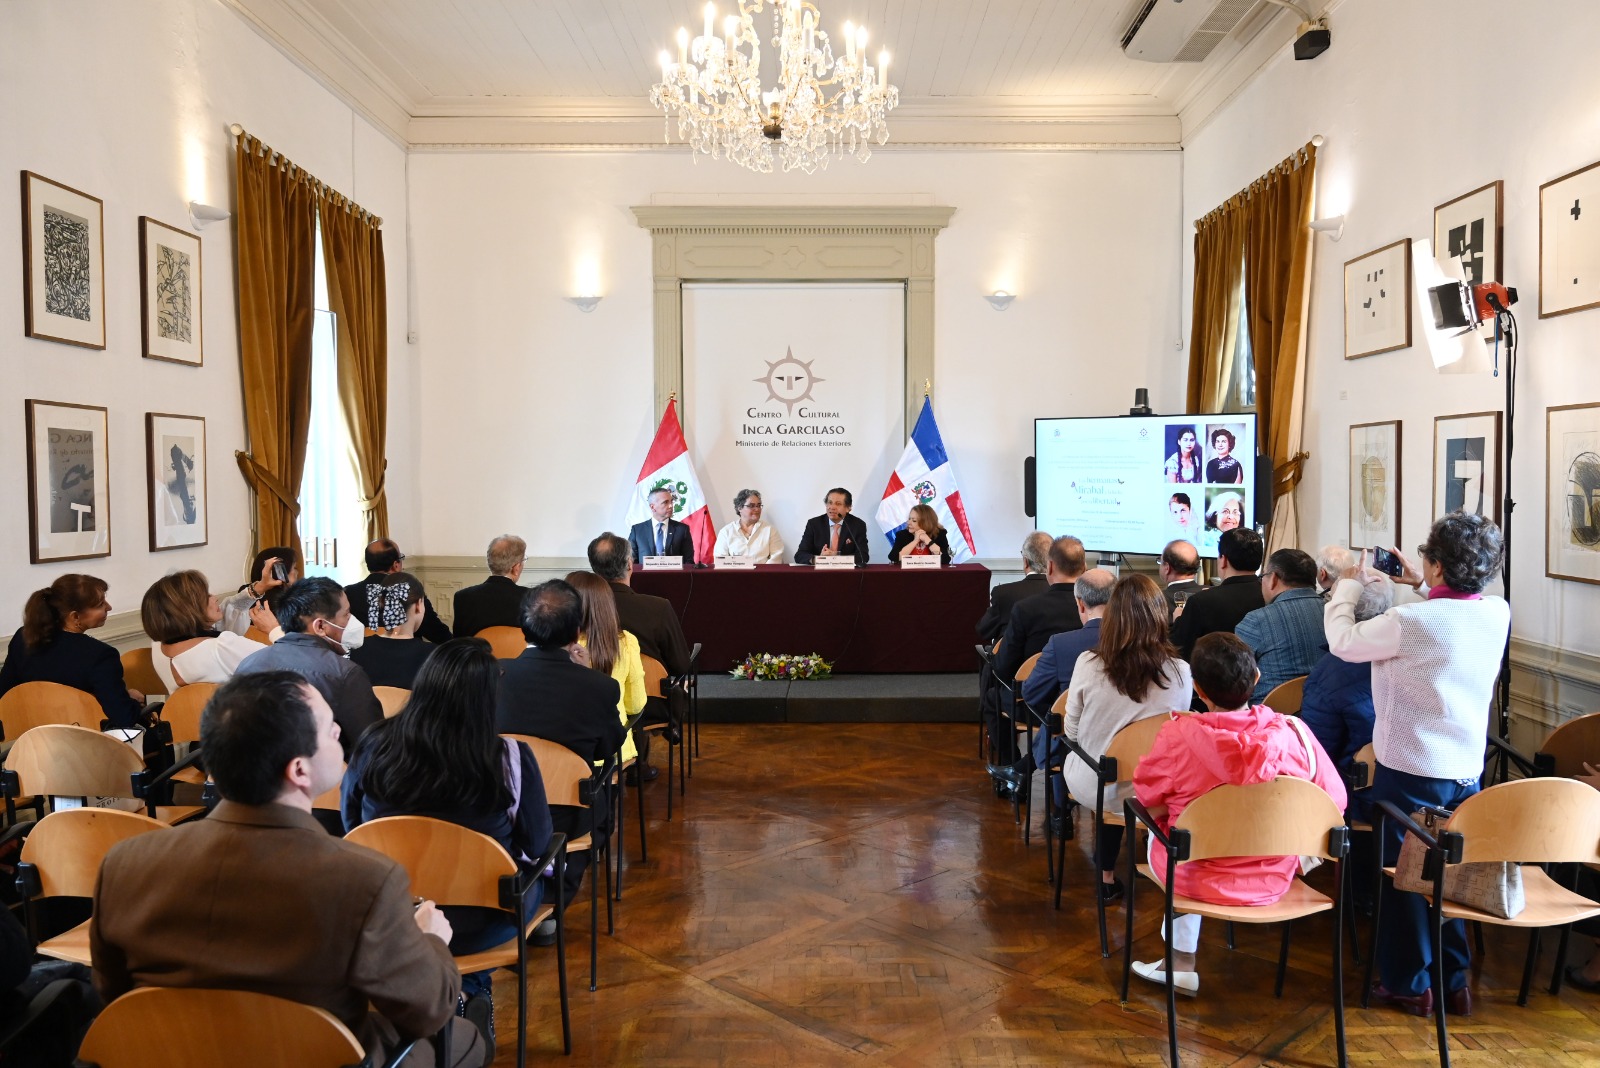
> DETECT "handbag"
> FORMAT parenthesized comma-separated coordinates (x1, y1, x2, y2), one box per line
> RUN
(1392, 806, 1525, 919)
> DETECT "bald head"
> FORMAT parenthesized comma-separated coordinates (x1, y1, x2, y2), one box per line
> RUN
(1161, 539, 1200, 580)
(486, 535, 526, 577)
(1020, 531, 1052, 575)
(1317, 544, 1354, 592)
(1074, 568, 1117, 619)
(1046, 536, 1086, 584)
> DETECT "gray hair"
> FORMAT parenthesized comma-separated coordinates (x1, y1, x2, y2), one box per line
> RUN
(1020, 531, 1051, 574)
(1317, 544, 1354, 587)
(486, 535, 526, 576)
(1074, 568, 1117, 608)
(733, 488, 762, 512)
(1354, 579, 1394, 622)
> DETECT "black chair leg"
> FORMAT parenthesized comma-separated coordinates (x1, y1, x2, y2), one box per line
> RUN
(1331, 875, 1348, 1068)
(1121, 828, 1137, 1002)
(636, 761, 648, 864)
(665, 735, 675, 822)
(1518, 926, 1542, 1006)
(589, 848, 600, 993)
(1473, 920, 1485, 956)
(1274, 922, 1294, 998)
(1163, 896, 1179, 1068)
(1225, 921, 1236, 950)
(1042, 774, 1055, 887)
(1432, 894, 1451, 1068)
(554, 854, 571, 1056)
(605, 840, 615, 937)
(1552, 923, 1572, 996)
(613, 776, 626, 902)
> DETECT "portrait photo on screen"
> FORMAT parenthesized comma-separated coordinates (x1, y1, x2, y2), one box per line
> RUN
(1166, 490, 1200, 541)
(1162, 423, 1203, 484)
(1204, 423, 1247, 484)
(1202, 487, 1249, 553)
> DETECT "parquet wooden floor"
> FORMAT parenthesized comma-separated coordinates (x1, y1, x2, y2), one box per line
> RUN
(491, 723, 1600, 1066)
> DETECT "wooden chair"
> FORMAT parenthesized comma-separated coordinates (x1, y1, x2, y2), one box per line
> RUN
(77, 986, 439, 1068)
(1, 725, 202, 825)
(119, 648, 167, 701)
(1263, 674, 1307, 716)
(1006, 652, 1043, 832)
(345, 814, 568, 1064)
(1533, 710, 1600, 778)
(638, 654, 684, 824)
(14, 808, 171, 966)
(974, 639, 998, 757)
(1124, 776, 1351, 1068)
(1367, 778, 1600, 1068)
(1340, 742, 1377, 965)
(0, 681, 103, 741)
(476, 626, 526, 660)
(242, 626, 272, 645)
(374, 686, 411, 718)
(158, 684, 218, 791)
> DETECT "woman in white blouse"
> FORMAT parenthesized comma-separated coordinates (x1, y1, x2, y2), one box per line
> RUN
(141, 570, 278, 690)
(715, 489, 786, 563)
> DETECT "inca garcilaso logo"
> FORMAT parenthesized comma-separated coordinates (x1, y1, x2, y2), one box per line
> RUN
(650, 478, 688, 516)
(912, 480, 937, 504)
(754, 347, 823, 415)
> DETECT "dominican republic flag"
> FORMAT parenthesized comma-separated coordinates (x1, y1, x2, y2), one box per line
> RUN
(875, 397, 976, 562)
(627, 399, 716, 565)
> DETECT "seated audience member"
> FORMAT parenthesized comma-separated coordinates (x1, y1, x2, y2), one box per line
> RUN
(142, 570, 278, 690)
(0, 575, 143, 728)
(235, 578, 381, 757)
(794, 488, 869, 565)
(1299, 578, 1393, 771)
(452, 535, 528, 637)
(1324, 513, 1509, 1017)
(1158, 539, 1202, 618)
(349, 573, 437, 690)
(219, 546, 297, 635)
(888, 503, 953, 565)
(90, 672, 482, 1068)
(1130, 633, 1345, 995)
(1236, 548, 1326, 704)
(494, 580, 626, 901)
(629, 487, 694, 566)
(1171, 528, 1265, 660)
(565, 571, 644, 767)
(715, 489, 785, 563)
(1316, 544, 1355, 599)
(1, 903, 98, 1064)
(343, 638, 553, 1043)
(975, 531, 1052, 642)
(346, 539, 451, 643)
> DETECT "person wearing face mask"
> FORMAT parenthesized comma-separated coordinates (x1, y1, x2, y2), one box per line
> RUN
(234, 578, 381, 758)
(0, 574, 144, 728)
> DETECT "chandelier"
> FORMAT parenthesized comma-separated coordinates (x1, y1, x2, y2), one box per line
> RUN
(649, 0, 898, 174)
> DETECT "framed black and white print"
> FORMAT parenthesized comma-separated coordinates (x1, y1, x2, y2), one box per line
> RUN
(25, 400, 111, 563)
(1349, 420, 1401, 551)
(21, 172, 106, 349)
(1547, 402, 1600, 585)
(1434, 181, 1502, 341)
(1343, 239, 1411, 359)
(140, 218, 203, 365)
(1432, 411, 1502, 524)
(1539, 160, 1600, 319)
(146, 412, 207, 551)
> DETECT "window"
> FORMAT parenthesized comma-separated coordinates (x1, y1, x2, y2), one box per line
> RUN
(1224, 262, 1256, 413)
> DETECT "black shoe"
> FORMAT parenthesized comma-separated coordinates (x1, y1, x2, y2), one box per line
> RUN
(624, 764, 659, 786)
(1049, 814, 1074, 841)
(532, 919, 558, 947)
(1098, 878, 1125, 902)
(663, 724, 683, 746)
(986, 762, 1028, 790)
(1567, 966, 1600, 993)
(464, 990, 495, 1060)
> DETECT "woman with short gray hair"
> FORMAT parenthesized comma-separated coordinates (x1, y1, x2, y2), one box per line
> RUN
(715, 489, 786, 563)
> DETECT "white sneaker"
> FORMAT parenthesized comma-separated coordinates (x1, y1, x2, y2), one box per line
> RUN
(1131, 959, 1200, 997)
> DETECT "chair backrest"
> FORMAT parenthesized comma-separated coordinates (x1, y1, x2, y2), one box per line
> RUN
(5, 724, 143, 800)
(162, 683, 218, 745)
(0, 681, 103, 739)
(1175, 776, 1346, 862)
(77, 986, 366, 1068)
(507, 733, 591, 809)
(640, 654, 668, 698)
(1537, 711, 1600, 778)
(242, 626, 272, 645)
(373, 686, 411, 718)
(1446, 777, 1600, 865)
(345, 815, 514, 910)
(1050, 689, 1070, 716)
(1263, 674, 1307, 716)
(1103, 713, 1179, 784)
(20, 807, 170, 899)
(477, 626, 526, 660)
(1013, 652, 1041, 684)
(1350, 743, 1376, 789)
(120, 648, 167, 699)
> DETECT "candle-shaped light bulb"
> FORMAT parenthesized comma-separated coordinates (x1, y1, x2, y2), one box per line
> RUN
(724, 15, 737, 58)
(878, 49, 889, 87)
(856, 26, 868, 59)
(704, 3, 714, 41)
(677, 27, 689, 64)
(843, 21, 855, 61)
(803, 11, 813, 55)
(659, 49, 672, 79)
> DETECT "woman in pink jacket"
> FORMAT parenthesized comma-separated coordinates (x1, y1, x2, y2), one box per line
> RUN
(1130, 632, 1347, 995)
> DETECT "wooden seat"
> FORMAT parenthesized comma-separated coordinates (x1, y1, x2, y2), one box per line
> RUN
(638, 654, 684, 824)
(476, 626, 526, 660)
(120, 648, 167, 701)
(3, 725, 201, 825)
(0, 681, 103, 740)
(1263, 674, 1307, 716)
(242, 626, 272, 645)
(1534, 710, 1600, 777)
(374, 686, 411, 718)
(161, 683, 218, 787)
(1004, 652, 1043, 833)
(345, 814, 567, 1063)
(15, 808, 171, 966)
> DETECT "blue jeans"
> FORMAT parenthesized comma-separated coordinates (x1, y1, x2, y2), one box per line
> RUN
(1369, 763, 1480, 997)
(445, 876, 545, 999)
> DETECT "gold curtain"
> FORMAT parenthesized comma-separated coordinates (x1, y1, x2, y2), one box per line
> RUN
(233, 133, 317, 554)
(1185, 200, 1247, 413)
(319, 199, 390, 541)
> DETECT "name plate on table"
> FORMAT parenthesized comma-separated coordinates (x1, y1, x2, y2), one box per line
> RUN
(813, 555, 857, 569)
(899, 555, 941, 570)
(641, 556, 684, 570)
(715, 556, 756, 569)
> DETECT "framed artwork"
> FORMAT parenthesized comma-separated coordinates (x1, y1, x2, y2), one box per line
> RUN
(1539, 160, 1600, 318)
(20, 171, 106, 349)
(1432, 411, 1502, 523)
(1349, 420, 1401, 551)
(1546, 402, 1600, 585)
(139, 217, 203, 365)
(146, 412, 207, 551)
(25, 400, 111, 563)
(1435, 181, 1503, 342)
(1343, 238, 1412, 359)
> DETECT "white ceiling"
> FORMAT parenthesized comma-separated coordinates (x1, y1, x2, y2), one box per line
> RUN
(223, 0, 1307, 148)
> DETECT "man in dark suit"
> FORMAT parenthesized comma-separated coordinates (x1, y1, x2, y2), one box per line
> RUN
(1159, 538, 1203, 619)
(494, 580, 625, 899)
(90, 672, 483, 1067)
(452, 534, 528, 637)
(345, 538, 452, 643)
(628, 487, 694, 566)
(1171, 527, 1265, 660)
(975, 531, 1053, 642)
(793, 488, 870, 564)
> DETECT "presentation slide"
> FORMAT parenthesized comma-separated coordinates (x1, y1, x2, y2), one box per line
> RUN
(1034, 414, 1258, 558)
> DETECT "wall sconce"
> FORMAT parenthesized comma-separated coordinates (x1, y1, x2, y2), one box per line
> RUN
(983, 290, 1016, 311)
(1309, 215, 1345, 241)
(564, 296, 602, 313)
(188, 201, 231, 230)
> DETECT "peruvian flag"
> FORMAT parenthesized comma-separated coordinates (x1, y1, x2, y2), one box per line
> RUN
(875, 397, 977, 562)
(627, 399, 716, 565)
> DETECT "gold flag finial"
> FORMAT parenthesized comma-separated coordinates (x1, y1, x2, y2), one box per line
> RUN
(923, 379, 931, 398)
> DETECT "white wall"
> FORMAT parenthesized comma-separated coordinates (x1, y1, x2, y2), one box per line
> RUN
(1181, 0, 1600, 655)
(406, 150, 1184, 562)
(0, 0, 410, 632)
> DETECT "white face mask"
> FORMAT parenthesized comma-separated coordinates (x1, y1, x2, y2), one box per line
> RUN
(338, 614, 364, 652)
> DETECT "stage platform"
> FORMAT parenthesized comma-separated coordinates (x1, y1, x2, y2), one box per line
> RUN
(694, 672, 980, 724)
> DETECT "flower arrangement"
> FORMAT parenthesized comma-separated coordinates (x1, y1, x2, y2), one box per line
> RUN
(730, 652, 834, 681)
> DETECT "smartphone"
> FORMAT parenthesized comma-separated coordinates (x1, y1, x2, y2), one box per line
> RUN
(270, 561, 290, 583)
(1371, 546, 1404, 578)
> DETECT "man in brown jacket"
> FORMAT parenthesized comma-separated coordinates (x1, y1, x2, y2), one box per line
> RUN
(90, 671, 483, 1067)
